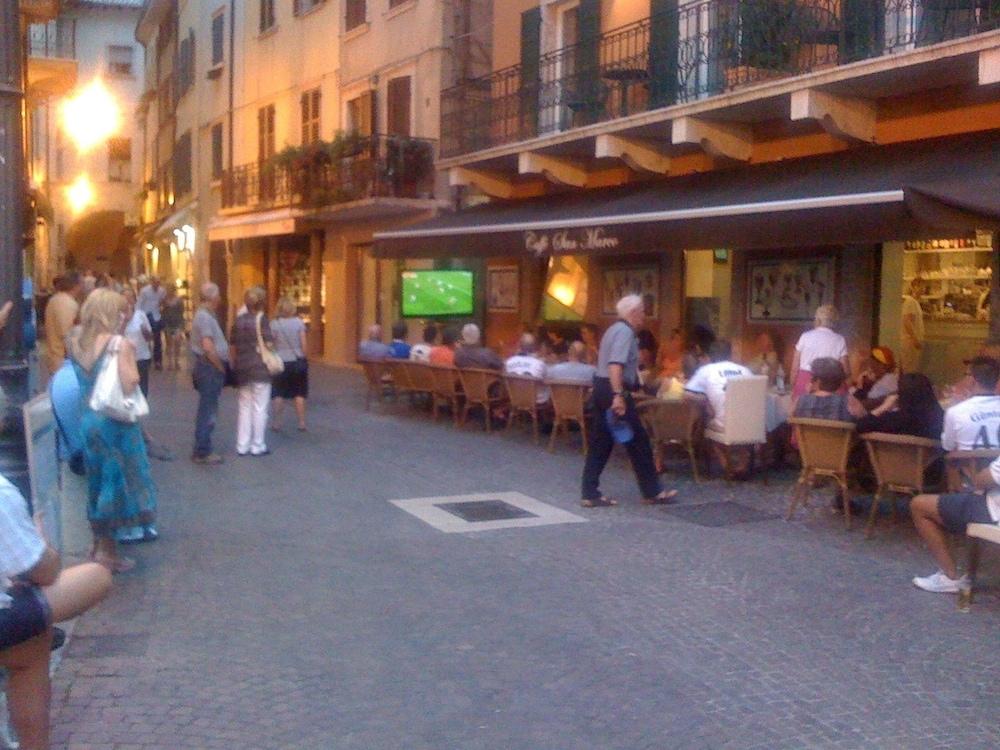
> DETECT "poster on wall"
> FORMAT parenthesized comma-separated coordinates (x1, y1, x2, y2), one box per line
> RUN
(747, 258, 834, 322)
(487, 266, 519, 312)
(602, 267, 659, 318)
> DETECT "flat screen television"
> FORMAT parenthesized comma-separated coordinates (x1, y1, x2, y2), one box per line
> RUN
(400, 270, 475, 318)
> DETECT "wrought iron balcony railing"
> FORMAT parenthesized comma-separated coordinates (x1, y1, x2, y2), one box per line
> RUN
(441, 0, 1000, 158)
(221, 134, 437, 212)
(27, 20, 75, 59)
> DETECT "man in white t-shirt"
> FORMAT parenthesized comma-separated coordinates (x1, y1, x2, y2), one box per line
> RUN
(137, 276, 167, 370)
(941, 356, 1000, 451)
(683, 340, 753, 433)
(504, 333, 549, 404)
(409, 323, 438, 364)
(900, 278, 925, 374)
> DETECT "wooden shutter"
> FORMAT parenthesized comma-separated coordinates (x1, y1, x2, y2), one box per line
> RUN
(386, 76, 411, 137)
(519, 7, 541, 138)
(648, 0, 679, 107)
(355, 90, 374, 136)
(574, 0, 602, 123)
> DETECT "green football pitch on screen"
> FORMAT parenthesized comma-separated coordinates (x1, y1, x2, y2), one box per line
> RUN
(401, 270, 474, 317)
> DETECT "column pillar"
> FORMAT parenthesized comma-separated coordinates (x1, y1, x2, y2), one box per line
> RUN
(308, 229, 323, 357)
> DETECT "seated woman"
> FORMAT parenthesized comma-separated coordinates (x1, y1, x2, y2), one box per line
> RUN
(852, 346, 899, 413)
(856, 373, 944, 440)
(793, 357, 855, 422)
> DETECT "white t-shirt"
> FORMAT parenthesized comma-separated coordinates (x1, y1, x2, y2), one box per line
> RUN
(125, 309, 152, 362)
(0, 475, 45, 608)
(984, 455, 1000, 523)
(941, 395, 1000, 451)
(795, 326, 848, 372)
(505, 354, 549, 403)
(409, 343, 432, 363)
(685, 360, 753, 432)
(137, 284, 166, 320)
(867, 372, 898, 402)
(901, 295, 925, 343)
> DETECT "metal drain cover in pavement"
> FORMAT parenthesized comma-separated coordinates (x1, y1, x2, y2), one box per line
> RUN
(662, 501, 778, 527)
(436, 500, 537, 522)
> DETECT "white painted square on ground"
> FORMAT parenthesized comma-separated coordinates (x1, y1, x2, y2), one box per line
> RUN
(389, 491, 587, 533)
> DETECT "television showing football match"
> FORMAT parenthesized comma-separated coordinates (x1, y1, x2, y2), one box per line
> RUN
(400, 270, 475, 318)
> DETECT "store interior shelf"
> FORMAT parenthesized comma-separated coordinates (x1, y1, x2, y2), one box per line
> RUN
(903, 246, 993, 254)
(904, 275, 992, 281)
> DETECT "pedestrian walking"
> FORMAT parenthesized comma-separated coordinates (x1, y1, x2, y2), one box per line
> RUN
(68, 289, 157, 572)
(269, 296, 309, 432)
(42, 272, 82, 380)
(122, 288, 153, 398)
(231, 287, 275, 456)
(137, 275, 167, 370)
(581, 294, 677, 507)
(161, 284, 185, 371)
(190, 283, 228, 465)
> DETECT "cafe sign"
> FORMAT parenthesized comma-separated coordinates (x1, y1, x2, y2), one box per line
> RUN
(524, 226, 621, 256)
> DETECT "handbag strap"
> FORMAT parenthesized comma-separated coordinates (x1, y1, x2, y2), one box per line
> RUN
(254, 312, 267, 353)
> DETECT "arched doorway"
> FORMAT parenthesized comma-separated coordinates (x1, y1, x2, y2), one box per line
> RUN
(65, 209, 133, 278)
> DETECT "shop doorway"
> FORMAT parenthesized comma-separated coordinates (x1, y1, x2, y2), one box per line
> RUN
(683, 249, 732, 341)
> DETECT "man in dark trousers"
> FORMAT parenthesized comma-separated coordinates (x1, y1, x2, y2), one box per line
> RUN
(581, 294, 677, 507)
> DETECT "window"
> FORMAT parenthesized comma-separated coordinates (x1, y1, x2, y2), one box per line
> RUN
(346, 91, 373, 136)
(300, 88, 321, 144)
(211, 123, 224, 180)
(211, 11, 225, 65)
(294, 0, 324, 15)
(173, 131, 192, 198)
(386, 76, 411, 136)
(176, 30, 195, 97)
(257, 104, 276, 162)
(107, 138, 132, 183)
(345, 0, 365, 30)
(260, 0, 275, 32)
(107, 45, 133, 77)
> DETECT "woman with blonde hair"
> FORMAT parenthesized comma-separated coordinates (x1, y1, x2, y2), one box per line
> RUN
(270, 296, 309, 431)
(230, 286, 275, 456)
(789, 304, 850, 399)
(69, 288, 157, 572)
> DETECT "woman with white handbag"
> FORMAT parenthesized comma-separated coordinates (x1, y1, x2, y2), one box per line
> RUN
(229, 286, 281, 456)
(68, 289, 157, 573)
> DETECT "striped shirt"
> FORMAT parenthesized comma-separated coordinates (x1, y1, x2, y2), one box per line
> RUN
(0, 474, 45, 608)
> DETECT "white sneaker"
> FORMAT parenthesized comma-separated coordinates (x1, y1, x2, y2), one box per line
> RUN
(912, 570, 970, 594)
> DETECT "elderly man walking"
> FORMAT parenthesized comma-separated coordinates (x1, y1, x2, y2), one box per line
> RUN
(137, 276, 167, 370)
(190, 283, 229, 465)
(581, 295, 677, 507)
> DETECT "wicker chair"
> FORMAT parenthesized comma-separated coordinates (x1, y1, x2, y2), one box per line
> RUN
(429, 365, 462, 425)
(964, 522, 1000, 611)
(861, 432, 941, 538)
(945, 448, 1000, 492)
(405, 361, 436, 404)
(504, 374, 550, 444)
(359, 359, 393, 410)
(787, 417, 856, 528)
(383, 359, 412, 398)
(703, 375, 769, 483)
(457, 368, 507, 432)
(547, 379, 590, 454)
(637, 398, 703, 483)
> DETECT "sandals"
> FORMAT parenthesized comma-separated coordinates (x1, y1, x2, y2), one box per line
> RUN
(581, 495, 618, 508)
(641, 489, 679, 506)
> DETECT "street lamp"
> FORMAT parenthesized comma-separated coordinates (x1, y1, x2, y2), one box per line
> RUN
(65, 173, 95, 215)
(60, 78, 122, 153)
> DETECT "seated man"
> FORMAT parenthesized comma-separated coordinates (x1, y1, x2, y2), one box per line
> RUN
(852, 346, 898, 412)
(793, 357, 854, 421)
(910, 454, 1000, 593)
(0, 473, 112, 750)
(453, 323, 502, 371)
(387, 321, 411, 360)
(941, 356, 1000, 451)
(357, 324, 391, 361)
(548, 341, 597, 384)
(429, 325, 458, 367)
(504, 333, 549, 404)
(409, 323, 437, 364)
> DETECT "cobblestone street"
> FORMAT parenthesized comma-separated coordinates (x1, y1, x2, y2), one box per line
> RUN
(48, 366, 1000, 750)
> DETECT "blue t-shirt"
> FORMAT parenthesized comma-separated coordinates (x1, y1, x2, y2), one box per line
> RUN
(389, 340, 412, 359)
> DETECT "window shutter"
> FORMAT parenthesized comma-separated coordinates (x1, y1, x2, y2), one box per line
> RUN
(648, 0, 679, 107)
(387, 77, 411, 137)
(841, 1, 885, 62)
(574, 0, 602, 123)
(518, 7, 541, 138)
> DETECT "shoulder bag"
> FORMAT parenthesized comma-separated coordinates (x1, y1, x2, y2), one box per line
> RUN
(256, 313, 285, 376)
(89, 335, 150, 423)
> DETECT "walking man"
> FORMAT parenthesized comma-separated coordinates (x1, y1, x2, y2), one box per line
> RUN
(190, 283, 228, 464)
(581, 294, 677, 507)
(137, 276, 167, 370)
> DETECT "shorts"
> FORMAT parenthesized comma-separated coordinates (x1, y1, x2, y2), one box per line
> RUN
(937, 493, 995, 534)
(272, 359, 309, 400)
(0, 585, 51, 651)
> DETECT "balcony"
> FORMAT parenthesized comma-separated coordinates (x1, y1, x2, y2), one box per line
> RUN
(441, 0, 1000, 159)
(221, 134, 437, 213)
(26, 20, 77, 99)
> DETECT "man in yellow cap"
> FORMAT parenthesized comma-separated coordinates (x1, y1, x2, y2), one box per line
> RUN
(853, 346, 898, 413)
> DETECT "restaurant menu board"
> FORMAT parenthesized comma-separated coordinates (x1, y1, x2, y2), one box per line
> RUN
(22, 393, 62, 553)
(748, 258, 833, 322)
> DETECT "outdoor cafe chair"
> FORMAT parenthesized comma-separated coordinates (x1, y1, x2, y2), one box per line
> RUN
(944, 448, 1000, 492)
(504, 374, 550, 444)
(547, 379, 590, 454)
(861, 432, 941, 538)
(636, 397, 703, 483)
(383, 359, 413, 399)
(429, 365, 462, 426)
(703, 375, 768, 483)
(405, 361, 436, 404)
(457, 368, 508, 433)
(964, 522, 1000, 612)
(360, 359, 393, 410)
(787, 417, 856, 528)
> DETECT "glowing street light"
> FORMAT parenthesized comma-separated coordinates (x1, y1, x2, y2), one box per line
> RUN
(60, 78, 122, 153)
(65, 174, 95, 215)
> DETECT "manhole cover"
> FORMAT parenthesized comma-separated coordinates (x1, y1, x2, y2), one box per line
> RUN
(436, 500, 538, 522)
(662, 501, 778, 527)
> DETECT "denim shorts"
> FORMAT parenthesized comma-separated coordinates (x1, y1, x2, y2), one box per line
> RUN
(937, 493, 995, 534)
(0, 584, 51, 650)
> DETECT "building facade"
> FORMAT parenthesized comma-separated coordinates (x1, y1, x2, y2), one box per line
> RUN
(377, 0, 1000, 384)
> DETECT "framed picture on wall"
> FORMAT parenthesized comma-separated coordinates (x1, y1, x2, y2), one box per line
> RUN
(602, 267, 659, 318)
(747, 258, 834, 322)
(487, 265, 519, 312)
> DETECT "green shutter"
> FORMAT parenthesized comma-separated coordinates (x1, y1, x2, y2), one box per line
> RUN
(841, 0, 885, 63)
(574, 0, 602, 124)
(648, 0, 679, 107)
(519, 7, 542, 138)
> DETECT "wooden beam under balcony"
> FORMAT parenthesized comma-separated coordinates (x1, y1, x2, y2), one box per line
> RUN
(671, 117, 752, 162)
(594, 135, 670, 175)
(980, 48, 1000, 85)
(517, 153, 589, 188)
(790, 89, 877, 144)
(448, 167, 545, 200)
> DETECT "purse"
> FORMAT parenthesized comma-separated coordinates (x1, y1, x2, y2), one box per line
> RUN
(256, 313, 285, 376)
(89, 335, 150, 423)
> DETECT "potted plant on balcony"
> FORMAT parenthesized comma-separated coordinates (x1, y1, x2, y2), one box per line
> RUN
(384, 136, 434, 198)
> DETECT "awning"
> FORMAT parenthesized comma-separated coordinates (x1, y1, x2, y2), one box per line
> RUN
(372, 130, 1000, 259)
(207, 208, 298, 242)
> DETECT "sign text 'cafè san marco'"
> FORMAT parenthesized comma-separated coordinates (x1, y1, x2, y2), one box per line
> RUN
(524, 227, 620, 256)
